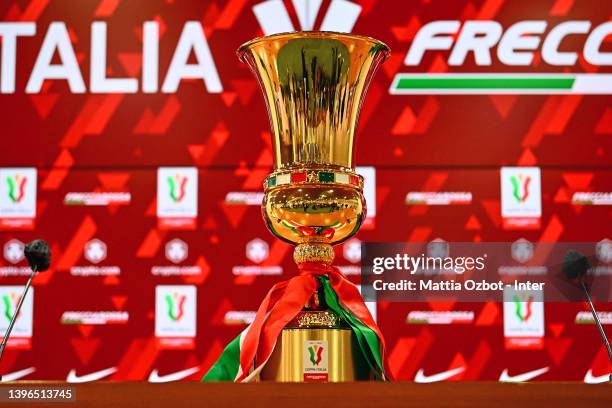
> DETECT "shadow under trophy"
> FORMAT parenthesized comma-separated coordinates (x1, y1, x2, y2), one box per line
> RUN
(204, 31, 391, 382)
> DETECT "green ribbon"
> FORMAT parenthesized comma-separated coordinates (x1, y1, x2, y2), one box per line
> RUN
(202, 334, 242, 382)
(318, 276, 385, 380)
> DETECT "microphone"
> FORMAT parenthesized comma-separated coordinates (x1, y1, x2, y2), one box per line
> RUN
(24, 239, 51, 272)
(563, 250, 612, 383)
(0, 239, 51, 382)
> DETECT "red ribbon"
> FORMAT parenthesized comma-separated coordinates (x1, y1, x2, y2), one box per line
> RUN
(294, 226, 336, 240)
(236, 263, 389, 381)
(296, 226, 316, 237)
(321, 228, 335, 239)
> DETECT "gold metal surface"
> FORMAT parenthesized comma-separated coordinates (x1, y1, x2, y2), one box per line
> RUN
(238, 32, 389, 253)
(237, 32, 388, 383)
(259, 327, 370, 382)
(238, 32, 390, 170)
(287, 310, 345, 328)
(264, 184, 364, 248)
(293, 241, 335, 265)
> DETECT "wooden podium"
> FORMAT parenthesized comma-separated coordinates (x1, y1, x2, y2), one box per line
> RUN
(0, 382, 610, 407)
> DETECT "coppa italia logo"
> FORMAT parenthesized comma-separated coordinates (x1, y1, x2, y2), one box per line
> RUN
(390, 20, 612, 94)
(167, 174, 188, 203)
(165, 292, 186, 322)
(303, 340, 328, 381)
(0, 286, 34, 345)
(156, 167, 198, 229)
(500, 167, 541, 230)
(253, 0, 362, 35)
(503, 286, 544, 350)
(510, 174, 531, 203)
(155, 285, 197, 348)
(2, 292, 20, 321)
(6, 174, 27, 203)
(513, 295, 533, 322)
(0, 168, 37, 228)
(308, 344, 324, 366)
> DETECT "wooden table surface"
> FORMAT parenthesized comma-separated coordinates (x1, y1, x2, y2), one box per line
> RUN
(0, 381, 610, 407)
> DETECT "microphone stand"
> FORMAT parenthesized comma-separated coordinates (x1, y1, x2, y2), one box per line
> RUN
(0, 265, 37, 382)
(579, 275, 612, 383)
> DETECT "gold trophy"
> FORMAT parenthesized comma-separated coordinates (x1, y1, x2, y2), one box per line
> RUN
(235, 32, 390, 382)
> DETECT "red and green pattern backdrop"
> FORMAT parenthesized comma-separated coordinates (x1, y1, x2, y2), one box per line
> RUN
(0, 0, 611, 382)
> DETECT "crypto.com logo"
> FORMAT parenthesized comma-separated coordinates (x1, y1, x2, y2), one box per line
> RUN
(510, 174, 531, 203)
(2, 292, 20, 322)
(3, 239, 25, 264)
(165, 239, 188, 264)
(84, 239, 107, 264)
(513, 295, 534, 322)
(246, 238, 269, 264)
(253, 0, 362, 35)
(511, 239, 534, 264)
(6, 174, 27, 203)
(155, 285, 196, 340)
(343, 239, 362, 264)
(165, 293, 186, 322)
(427, 238, 450, 259)
(167, 174, 188, 203)
(596, 239, 612, 264)
(307, 344, 324, 366)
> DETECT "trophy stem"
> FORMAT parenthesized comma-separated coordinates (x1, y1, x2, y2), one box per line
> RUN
(294, 242, 335, 266)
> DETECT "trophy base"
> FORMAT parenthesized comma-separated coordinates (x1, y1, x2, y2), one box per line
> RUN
(258, 327, 370, 382)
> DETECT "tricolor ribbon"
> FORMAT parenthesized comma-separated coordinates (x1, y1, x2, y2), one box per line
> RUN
(203, 264, 391, 382)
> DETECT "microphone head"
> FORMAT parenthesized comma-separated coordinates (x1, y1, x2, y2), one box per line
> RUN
(562, 250, 590, 280)
(24, 239, 51, 272)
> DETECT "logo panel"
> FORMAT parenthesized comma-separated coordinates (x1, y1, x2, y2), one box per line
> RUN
(70, 238, 121, 277)
(245, 238, 269, 264)
(165, 239, 188, 264)
(3, 239, 25, 264)
(232, 238, 282, 277)
(151, 239, 202, 277)
(503, 286, 544, 350)
(155, 285, 197, 349)
(511, 239, 534, 264)
(303, 340, 328, 382)
(0, 286, 34, 349)
(500, 167, 541, 230)
(0, 168, 37, 230)
(596, 239, 612, 264)
(84, 239, 107, 264)
(157, 167, 198, 229)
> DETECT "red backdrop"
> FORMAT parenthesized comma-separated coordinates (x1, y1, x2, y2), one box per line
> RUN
(0, 0, 611, 382)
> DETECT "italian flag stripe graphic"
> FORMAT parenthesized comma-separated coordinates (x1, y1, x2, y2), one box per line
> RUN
(390, 74, 612, 94)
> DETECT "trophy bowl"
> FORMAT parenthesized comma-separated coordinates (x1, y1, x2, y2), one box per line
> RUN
(238, 32, 389, 266)
(263, 173, 365, 264)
